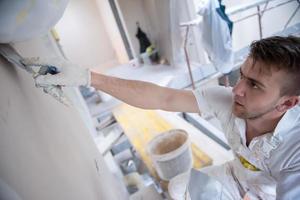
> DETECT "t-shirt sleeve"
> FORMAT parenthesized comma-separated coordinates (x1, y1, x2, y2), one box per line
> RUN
(192, 86, 233, 119)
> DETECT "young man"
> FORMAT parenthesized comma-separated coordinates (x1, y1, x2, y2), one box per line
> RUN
(24, 36, 300, 199)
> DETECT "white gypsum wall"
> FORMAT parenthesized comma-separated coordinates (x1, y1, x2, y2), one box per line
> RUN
(54, 0, 120, 72)
(0, 34, 128, 200)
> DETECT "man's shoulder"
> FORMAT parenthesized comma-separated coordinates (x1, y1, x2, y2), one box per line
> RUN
(193, 85, 233, 112)
(193, 85, 233, 104)
(270, 108, 300, 171)
(275, 105, 300, 138)
(194, 85, 232, 94)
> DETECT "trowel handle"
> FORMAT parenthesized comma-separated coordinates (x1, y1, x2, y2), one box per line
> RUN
(38, 65, 60, 75)
(46, 66, 60, 75)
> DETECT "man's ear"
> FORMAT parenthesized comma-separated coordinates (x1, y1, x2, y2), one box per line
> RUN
(276, 96, 299, 112)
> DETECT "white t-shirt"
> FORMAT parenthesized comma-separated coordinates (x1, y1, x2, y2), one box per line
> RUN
(193, 86, 300, 199)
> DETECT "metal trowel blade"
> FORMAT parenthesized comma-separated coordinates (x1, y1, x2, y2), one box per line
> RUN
(0, 44, 34, 73)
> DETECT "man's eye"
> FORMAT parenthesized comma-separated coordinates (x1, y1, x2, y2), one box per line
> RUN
(250, 81, 258, 89)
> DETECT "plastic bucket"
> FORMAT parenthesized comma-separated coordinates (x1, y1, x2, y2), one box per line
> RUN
(147, 129, 193, 181)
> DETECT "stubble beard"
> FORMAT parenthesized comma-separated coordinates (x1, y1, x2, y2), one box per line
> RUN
(232, 102, 277, 120)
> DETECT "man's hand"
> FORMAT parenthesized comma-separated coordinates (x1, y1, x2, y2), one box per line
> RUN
(22, 57, 91, 87)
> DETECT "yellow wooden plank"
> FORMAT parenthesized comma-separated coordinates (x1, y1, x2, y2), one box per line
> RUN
(113, 104, 212, 177)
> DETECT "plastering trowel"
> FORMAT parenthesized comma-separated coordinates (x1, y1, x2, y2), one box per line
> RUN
(0, 43, 70, 105)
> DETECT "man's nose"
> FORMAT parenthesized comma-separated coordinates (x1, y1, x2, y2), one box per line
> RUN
(233, 79, 246, 97)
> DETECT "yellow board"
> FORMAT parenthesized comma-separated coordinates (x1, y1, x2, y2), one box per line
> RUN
(113, 104, 212, 178)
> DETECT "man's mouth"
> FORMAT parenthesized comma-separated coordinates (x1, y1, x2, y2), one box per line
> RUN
(234, 98, 244, 106)
(234, 101, 243, 106)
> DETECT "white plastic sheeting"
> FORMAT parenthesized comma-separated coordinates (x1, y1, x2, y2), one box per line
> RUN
(197, 0, 234, 74)
(0, 0, 69, 43)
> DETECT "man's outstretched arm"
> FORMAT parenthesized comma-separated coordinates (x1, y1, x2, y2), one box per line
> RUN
(91, 72, 200, 113)
(23, 57, 200, 113)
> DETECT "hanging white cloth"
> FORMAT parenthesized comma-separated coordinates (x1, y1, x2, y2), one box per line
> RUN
(197, 0, 234, 74)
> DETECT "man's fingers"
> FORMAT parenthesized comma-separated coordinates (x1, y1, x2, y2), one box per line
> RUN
(42, 86, 71, 106)
(35, 74, 64, 86)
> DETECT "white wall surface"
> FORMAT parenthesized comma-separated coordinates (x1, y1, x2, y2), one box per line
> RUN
(0, 35, 128, 200)
(55, 0, 120, 72)
(95, 0, 129, 64)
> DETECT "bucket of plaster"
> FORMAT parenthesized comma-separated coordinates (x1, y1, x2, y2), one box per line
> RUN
(147, 129, 193, 181)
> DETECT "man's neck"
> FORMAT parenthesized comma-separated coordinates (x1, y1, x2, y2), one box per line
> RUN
(245, 114, 284, 146)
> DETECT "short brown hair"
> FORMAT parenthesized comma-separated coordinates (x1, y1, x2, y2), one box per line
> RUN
(249, 35, 300, 96)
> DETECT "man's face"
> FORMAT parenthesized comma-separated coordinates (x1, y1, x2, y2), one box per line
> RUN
(232, 58, 286, 119)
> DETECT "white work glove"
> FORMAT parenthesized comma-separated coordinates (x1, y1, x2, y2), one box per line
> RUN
(22, 57, 91, 87)
(42, 85, 70, 106)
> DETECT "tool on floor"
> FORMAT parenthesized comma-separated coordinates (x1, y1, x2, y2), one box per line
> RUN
(0, 43, 70, 105)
